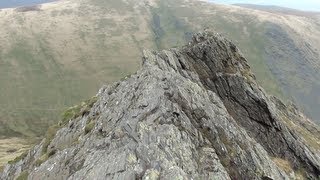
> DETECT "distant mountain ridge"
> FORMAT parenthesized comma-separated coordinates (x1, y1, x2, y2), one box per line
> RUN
(207, 0, 320, 13)
(234, 3, 320, 17)
(0, 0, 55, 9)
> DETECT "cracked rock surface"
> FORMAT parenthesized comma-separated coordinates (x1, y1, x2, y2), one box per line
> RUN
(1, 31, 319, 180)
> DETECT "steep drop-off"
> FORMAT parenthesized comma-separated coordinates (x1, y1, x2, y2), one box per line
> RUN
(1, 0, 320, 138)
(1, 32, 319, 180)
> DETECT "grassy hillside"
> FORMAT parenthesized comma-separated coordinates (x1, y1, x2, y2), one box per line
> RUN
(0, 0, 154, 137)
(0, 0, 319, 140)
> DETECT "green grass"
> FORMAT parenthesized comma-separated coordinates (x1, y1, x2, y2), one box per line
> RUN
(60, 106, 82, 127)
(16, 171, 29, 180)
(8, 151, 28, 164)
(0, 38, 83, 137)
(42, 96, 97, 155)
(0, 32, 103, 138)
(85, 121, 95, 134)
(30, 96, 98, 167)
(89, 0, 134, 12)
(34, 154, 49, 167)
(41, 125, 59, 155)
(0, 0, 193, 141)
(60, 96, 98, 126)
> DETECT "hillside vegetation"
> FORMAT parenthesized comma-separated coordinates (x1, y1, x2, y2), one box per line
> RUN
(0, 0, 319, 139)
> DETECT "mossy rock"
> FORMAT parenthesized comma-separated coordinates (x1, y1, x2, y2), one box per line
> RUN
(16, 171, 29, 180)
(41, 96, 98, 154)
(60, 96, 98, 126)
(42, 125, 59, 154)
(8, 151, 28, 164)
(34, 154, 49, 167)
(85, 121, 95, 134)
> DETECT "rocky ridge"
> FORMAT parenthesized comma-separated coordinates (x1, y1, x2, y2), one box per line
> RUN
(1, 31, 319, 180)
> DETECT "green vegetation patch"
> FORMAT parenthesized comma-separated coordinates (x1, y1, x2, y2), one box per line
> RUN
(36, 95, 97, 165)
(41, 125, 59, 155)
(34, 154, 49, 167)
(41, 96, 98, 155)
(85, 121, 95, 134)
(60, 96, 98, 126)
(8, 151, 28, 164)
(37, 139, 57, 166)
(89, 0, 134, 12)
(16, 171, 29, 180)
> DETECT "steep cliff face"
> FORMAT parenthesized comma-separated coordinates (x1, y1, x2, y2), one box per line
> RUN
(1, 31, 319, 180)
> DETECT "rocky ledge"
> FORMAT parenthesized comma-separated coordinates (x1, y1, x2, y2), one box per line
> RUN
(1, 31, 319, 180)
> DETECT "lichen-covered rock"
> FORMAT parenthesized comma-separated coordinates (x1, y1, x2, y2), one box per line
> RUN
(1, 31, 319, 180)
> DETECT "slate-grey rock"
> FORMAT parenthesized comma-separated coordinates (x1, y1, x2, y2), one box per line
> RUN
(1, 31, 319, 180)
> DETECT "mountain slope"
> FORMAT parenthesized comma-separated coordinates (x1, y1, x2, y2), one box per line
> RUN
(0, 0, 319, 138)
(0, 0, 153, 137)
(234, 4, 320, 17)
(1, 31, 319, 180)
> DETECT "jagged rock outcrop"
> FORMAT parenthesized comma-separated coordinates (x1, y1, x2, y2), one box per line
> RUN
(1, 31, 319, 180)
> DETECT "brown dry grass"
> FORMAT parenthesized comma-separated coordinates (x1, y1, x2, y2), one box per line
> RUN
(0, 137, 32, 167)
(272, 157, 293, 174)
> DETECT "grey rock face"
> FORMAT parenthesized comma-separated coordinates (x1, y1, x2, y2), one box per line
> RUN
(1, 31, 319, 180)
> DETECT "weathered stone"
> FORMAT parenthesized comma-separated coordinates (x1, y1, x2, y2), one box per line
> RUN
(1, 31, 319, 180)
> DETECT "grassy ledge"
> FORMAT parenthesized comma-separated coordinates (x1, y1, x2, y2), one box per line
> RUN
(34, 96, 98, 166)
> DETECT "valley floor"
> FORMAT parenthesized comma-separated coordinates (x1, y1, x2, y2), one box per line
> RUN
(0, 137, 32, 168)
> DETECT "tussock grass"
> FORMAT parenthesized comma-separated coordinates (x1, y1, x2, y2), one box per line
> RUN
(0, 138, 31, 167)
(16, 171, 29, 180)
(60, 96, 98, 127)
(8, 151, 28, 164)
